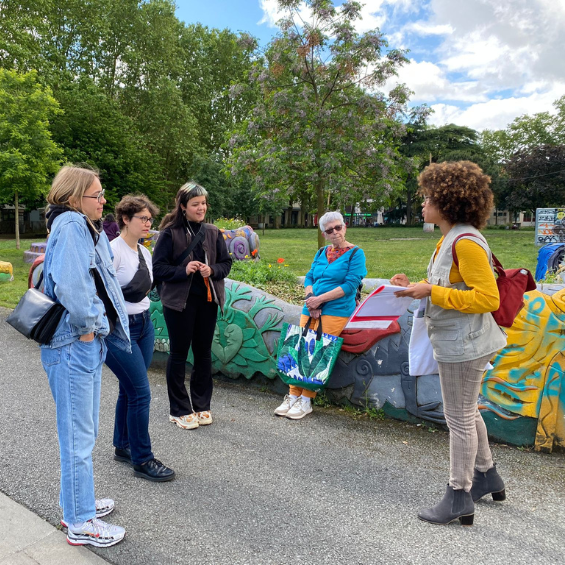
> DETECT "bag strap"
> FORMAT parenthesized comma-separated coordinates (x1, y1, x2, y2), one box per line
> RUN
(302, 316, 324, 341)
(137, 244, 148, 268)
(175, 225, 205, 266)
(451, 233, 505, 278)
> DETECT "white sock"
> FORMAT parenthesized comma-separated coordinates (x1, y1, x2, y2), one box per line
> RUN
(69, 521, 86, 531)
(289, 394, 298, 400)
(300, 395, 311, 406)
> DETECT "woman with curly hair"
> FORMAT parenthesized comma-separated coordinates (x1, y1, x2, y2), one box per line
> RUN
(391, 161, 507, 526)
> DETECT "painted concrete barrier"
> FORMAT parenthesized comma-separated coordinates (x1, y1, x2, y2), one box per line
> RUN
(149, 279, 565, 452)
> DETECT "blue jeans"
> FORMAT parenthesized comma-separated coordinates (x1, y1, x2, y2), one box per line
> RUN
(41, 336, 107, 525)
(105, 309, 154, 465)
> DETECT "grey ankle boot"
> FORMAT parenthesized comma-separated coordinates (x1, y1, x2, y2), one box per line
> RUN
(471, 464, 506, 502)
(418, 484, 474, 526)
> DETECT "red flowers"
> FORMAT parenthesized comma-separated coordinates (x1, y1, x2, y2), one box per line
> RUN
(277, 257, 284, 264)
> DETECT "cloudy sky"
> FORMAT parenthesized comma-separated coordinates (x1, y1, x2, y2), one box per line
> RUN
(176, 0, 565, 132)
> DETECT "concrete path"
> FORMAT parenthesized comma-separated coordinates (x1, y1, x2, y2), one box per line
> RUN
(1, 307, 565, 565)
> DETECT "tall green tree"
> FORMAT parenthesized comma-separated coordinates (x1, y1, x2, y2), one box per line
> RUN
(0, 69, 62, 247)
(227, 0, 410, 246)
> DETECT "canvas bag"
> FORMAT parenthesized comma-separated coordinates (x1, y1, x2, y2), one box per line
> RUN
(276, 317, 344, 392)
(452, 233, 537, 328)
(408, 298, 439, 376)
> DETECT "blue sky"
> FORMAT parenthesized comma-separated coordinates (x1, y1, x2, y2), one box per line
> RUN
(175, 0, 565, 132)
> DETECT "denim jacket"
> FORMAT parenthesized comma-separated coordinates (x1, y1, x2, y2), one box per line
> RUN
(42, 211, 131, 352)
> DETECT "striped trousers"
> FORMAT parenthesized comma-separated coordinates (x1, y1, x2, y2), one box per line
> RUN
(438, 354, 494, 491)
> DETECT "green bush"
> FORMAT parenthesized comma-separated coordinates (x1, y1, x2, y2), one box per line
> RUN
(214, 217, 246, 230)
(230, 258, 297, 286)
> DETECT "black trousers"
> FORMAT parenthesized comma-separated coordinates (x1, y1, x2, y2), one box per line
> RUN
(163, 295, 218, 416)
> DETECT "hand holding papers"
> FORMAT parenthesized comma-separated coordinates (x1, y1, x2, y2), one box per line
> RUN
(345, 284, 414, 329)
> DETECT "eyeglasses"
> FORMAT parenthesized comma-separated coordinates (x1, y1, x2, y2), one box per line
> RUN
(133, 215, 154, 225)
(324, 224, 344, 235)
(82, 189, 105, 203)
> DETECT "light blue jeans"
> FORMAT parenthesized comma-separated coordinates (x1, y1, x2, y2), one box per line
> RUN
(41, 336, 107, 525)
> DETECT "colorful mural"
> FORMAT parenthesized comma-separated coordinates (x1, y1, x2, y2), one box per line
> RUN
(150, 280, 565, 452)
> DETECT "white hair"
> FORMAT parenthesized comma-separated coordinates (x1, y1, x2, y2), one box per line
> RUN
(319, 211, 344, 233)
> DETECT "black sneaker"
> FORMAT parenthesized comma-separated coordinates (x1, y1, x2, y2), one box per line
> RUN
(133, 458, 175, 482)
(114, 446, 132, 464)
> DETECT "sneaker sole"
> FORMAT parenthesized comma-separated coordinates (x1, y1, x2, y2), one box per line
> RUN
(286, 409, 313, 420)
(169, 416, 199, 430)
(274, 409, 290, 416)
(113, 454, 132, 464)
(197, 419, 212, 426)
(67, 532, 125, 548)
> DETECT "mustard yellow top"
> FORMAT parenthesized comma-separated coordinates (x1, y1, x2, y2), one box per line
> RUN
(429, 237, 500, 314)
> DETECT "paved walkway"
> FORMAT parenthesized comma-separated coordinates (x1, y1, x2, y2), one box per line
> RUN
(1, 307, 565, 565)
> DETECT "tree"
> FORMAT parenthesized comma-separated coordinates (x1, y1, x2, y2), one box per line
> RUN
(227, 0, 410, 246)
(0, 69, 62, 248)
(501, 145, 565, 215)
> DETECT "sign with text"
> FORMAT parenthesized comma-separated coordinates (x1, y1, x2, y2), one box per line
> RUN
(535, 208, 565, 245)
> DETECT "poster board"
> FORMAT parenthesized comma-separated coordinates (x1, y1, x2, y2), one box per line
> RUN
(536, 208, 565, 246)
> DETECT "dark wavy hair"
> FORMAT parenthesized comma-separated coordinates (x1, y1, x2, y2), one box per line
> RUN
(158, 181, 208, 230)
(418, 161, 494, 229)
(114, 194, 159, 230)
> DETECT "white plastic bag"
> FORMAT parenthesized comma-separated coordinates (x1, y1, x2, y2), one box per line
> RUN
(409, 298, 439, 376)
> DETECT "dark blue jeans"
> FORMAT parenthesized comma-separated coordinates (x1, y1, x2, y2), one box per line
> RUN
(105, 309, 154, 465)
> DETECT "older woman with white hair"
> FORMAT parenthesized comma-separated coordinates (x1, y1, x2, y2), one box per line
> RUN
(274, 211, 367, 420)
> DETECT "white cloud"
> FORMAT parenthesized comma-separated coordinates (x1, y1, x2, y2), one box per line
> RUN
(428, 85, 565, 131)
(388, 59, 487, 103)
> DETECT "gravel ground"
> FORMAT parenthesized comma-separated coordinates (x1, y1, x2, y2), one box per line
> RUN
(1, 307, 565, 565)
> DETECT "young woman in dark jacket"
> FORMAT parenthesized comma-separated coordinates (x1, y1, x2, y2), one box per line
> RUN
(153, 182, 232, 430)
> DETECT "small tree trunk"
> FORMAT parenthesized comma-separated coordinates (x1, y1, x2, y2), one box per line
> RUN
(262, 214, 265, 236)
(15, 191, 21, 250)
(317, 179, 325, 248)
(406, 188, 412, 225)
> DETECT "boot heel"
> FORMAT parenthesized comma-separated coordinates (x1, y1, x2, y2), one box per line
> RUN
(459, 514, 474, 526)
(492, 489, 506, 501)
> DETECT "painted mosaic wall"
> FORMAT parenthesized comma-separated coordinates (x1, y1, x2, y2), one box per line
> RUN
(150, 279, 565, 452)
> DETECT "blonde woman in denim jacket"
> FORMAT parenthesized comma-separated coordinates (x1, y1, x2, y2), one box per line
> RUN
(41, 165, 130, 548)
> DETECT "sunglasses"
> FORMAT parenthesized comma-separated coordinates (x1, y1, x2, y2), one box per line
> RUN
(324, 224, 344, 235)
(82, 189, 105, 203)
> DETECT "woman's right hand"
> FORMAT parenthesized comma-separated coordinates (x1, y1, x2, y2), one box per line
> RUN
(186, 261, 202, 275)
(309, 308, 322, 319)
(79, 332, 95, 342)
(390, 273, 410, 287)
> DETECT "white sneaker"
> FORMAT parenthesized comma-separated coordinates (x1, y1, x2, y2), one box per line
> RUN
(60, 498, 115, 528)
(286, 397, 313, 420)
(196, 410, 213, 425)
(67, 518, 125, 548)
(169, 413, 199, 429)
(274, 395, 298, 416)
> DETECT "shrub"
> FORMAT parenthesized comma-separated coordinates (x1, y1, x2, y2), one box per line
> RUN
(214, 217, 246, 230)
(230, 258, 297, 287)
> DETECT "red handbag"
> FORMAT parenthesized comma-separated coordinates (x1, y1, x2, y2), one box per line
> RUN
(452, 233, 537, 328)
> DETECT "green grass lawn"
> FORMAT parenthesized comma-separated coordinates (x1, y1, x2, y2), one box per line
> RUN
(0, 227, 542, 309)
(258, 226, 540, 281)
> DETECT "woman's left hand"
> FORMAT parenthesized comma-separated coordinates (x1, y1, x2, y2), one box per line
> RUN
(199, 264, 213, 278)
(394, 283, 433, 299)
(305, 295, 324, 310)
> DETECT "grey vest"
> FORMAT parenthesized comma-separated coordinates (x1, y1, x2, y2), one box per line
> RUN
(425, 224, 507, 362)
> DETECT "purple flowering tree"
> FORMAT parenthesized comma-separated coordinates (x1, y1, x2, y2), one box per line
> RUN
(226, 0, 412, 246)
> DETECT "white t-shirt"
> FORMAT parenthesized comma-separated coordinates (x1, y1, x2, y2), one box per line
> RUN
(111, 237, 153, 315)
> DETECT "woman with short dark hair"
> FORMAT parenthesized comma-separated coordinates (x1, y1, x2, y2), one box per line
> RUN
(391, 161, 507, 526)
(105, 194, 175, 482)
(102, 213, 120, 241)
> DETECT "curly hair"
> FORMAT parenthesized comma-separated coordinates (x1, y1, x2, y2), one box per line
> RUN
(114, 194, 159, 230)
(418, 161, 494, 229)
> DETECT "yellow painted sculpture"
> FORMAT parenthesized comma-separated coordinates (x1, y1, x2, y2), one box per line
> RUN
(0, 261, 14, 282)
(482, 288, 565, 452)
